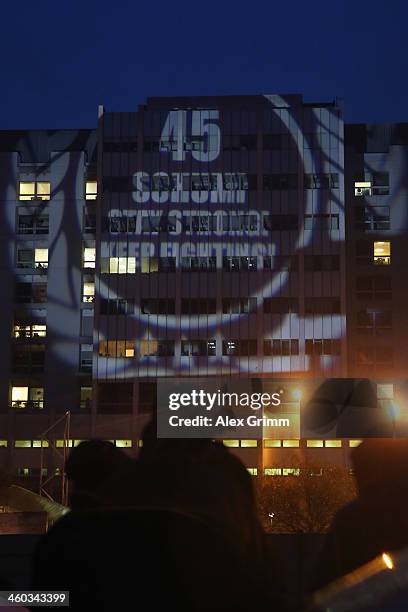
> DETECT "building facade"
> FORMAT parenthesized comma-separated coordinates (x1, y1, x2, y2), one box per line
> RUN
(0, 94, 405, 495)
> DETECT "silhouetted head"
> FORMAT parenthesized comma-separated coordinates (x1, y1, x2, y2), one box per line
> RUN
(65, 440, 133, 510)
(352, 438, 408, 498)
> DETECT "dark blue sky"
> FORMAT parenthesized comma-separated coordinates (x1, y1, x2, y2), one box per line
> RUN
(1, 0, 407, 129)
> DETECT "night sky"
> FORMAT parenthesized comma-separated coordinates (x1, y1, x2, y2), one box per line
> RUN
(1, 0, 407, 129)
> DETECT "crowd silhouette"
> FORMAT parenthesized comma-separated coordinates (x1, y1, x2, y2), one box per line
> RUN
(26, 429, 408, 611)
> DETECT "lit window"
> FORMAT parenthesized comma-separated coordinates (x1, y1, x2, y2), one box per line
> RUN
(18, 468, 30, 477)
(374, 241, 391, 265)
(11, 386, 28, 408)
(80, 386, 92, 409)
(354, 181, 372, 197)
(282, 440, 300, 448)
(35, 249, 48, 269)
(106, 257, 136, 274)
(306, 440, 324, 448)
(15, 440, 31, 448)
(223, 440, 239, 447)
(32, 440, 49, 448)
(115, 440, 132, 448)
(349, 439, 362, 447)
(83, 282, 95, 303)
(141, 257, 155, 273)
(325, 440, 342, 447)
(282, 468, 300, 476)
(264, 468, 282, 476)
(83, 247, 96, 269)
(0, 441, 7, 448)
(85, 181, 97, 201)
(240, 440, 258, 447)
(138, 440, 144, 448)
(24, 387, 44, 410)
(19, 181, 51, 201)
(247, 468, 257, 476)
(99, 340, 134, 358)
(140, 340, 158, 357)
(13, 323, 46, 338)
(264, 439, 282, 448)
(56, 440, 73, 448)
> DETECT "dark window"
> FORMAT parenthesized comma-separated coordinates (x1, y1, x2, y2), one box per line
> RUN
(15, 283, 47, 304)
(182, 215, 217, 232)
(305, 298, 341, 315)
(83, 210, 96, 233)
(356, 276, 391, 300)
(263, 134, 282, 150)
(223, 257, 257, 271)
(141, 299, 175, 315)
(17, 214, 49, 235)
(12, 345, 45, 373)
(181, 257, 216, 271)
(304, 173, 339, 189)
(222, 215, 258, 232)
(357, 310, 392, 335)
(222, 298, 257, 314)
(100, 299, 135, 315)
(355, 206, 390, 231)
(304, 214, 339, 230)
(304, 254, 340, 271)
(264, 339, 299, 356)
(372, 172, 389, 196)
(102, 177, 133, 192)
(263, 255, 298, 270)
(305, 339, 341, 355)
(181, 299, 216, 315)
(138, 382, 156, 413)
(181, 340, 217, 357)
(263, 215, 298, 231)
(97, 382, 133, 414)
(222, 340, 257, 356)
(263, 174, 298, 190)
(264, 298, 298, 314)
(356, 346, 393, 367)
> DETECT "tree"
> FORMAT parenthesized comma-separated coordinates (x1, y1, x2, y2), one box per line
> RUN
(255, 462, 357, 534)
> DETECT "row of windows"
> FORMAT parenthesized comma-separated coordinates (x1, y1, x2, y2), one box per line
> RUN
(354, 174, 389, 197)
(101, 213, 339, 234)
(356, 241, 391, 265)
(99, 297, 341, 316)
(16, 210, 96, 235)
(95, 338, 342, 358)
(140, 134, 330, 153)
(105, 173, 339, 193)
(14, 250, 341, 276)
(2, 439, 135, 449)
(97, 254, 339, 273)
(15, 276, 391, 307)
(0, 435, 361, 449)
(13, 324, 46, 339)
(17, 181, 97, 201)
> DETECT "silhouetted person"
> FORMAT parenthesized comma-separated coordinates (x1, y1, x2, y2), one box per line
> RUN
(64, 440, 133, 511)
(31, 426, 283, 610)
(100, 418, 266, 562)
(313, 439, 408, 590)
